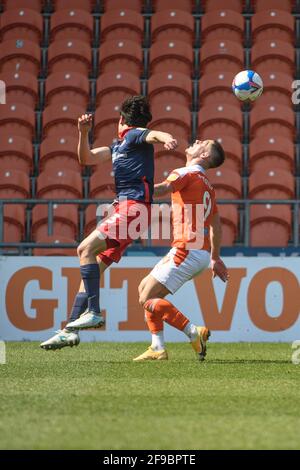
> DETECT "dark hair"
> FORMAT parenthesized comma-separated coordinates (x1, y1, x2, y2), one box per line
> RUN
(209, 140, 225, 168)
(120, 95, 152, 127)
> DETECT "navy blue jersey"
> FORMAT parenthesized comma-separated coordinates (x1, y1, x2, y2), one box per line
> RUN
(110, 128, 154, 202)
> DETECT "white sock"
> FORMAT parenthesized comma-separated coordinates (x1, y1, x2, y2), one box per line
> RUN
(151, 331, 165, 351)
(183, 322, 198, 341)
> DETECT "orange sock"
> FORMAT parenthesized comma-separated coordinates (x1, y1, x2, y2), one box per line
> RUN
(144, 298, 189, 332)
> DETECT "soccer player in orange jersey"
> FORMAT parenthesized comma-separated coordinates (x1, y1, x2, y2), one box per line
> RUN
(134, 139, 229, 362)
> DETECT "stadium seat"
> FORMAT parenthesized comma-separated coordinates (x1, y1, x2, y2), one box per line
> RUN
(155, 139, 188, 165)
(249, 169, 294, 199)
(207, 168, 242, 199)
(85, 204, 105, 236)
(149, 206, 172, 247)
(2, 205, 25, 245)
(33, 235, 77, 256)
(213, 136, 242, 172)
(198, 104, 243, 140)
(218, 204, 239, 246)
(0, 71, 38, 109)
(199, 72, 241, 107)
(0, 103, 35, 140)
(32, 204, 78, 240)
(249, 136, 295, 173)
(96, 72, 140, 107)
(155, 154, 187, 180)
(0, 9, 43, 43)
(94, 103, 121, 142)
(199, 39, 244, 74)
(2, 0, 43, 11)
(150, 103, 191, 140)
(250, 103, 294, 140)
(153, 0, 194, 12)
(148, 72, 192, 108)
(40, 135, 80, 172)
(100, 9, 144, 43)
(255, 71, 294, 107)
(252, 10, 294, 44)
(37, 169, 82, 198)
(250, 204, 291, 247)
(0, 39, 40, 75)
(151, 10, 194, 44)
(103, 0, 143, 12)
(251, 40, 295, 76)
(99, 39, 142, 76)
(45, 72, 90, 108)
(50, 9, 94, 43)
(150, 40, 193, 76)
(53, 0, 95, 12)
(201, 10, 244, 43)
(253, 0, 293, 12)
(43, 103, 86, 139)
(0, 169, 30, 198)
(89, 163, 115, 198)
(202, 0, 243, 12)
(0, 136, 33, 173)
(48, 39, 91, 75)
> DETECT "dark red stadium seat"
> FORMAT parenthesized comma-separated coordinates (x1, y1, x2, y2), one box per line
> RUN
(2, 205, 25, 246)
(207, 168, 242, 198)
(202, 0, 243, 12)
(0, 168, 30, 198)
(94, 103, 121, 143)
(37, 169, 82, 198)
(0, 39, 40, 75)
(251, 40, 295, 76)
(43, 103, 86, 139)
(90, 163, 115, 198)
(45, 71, 90, 107)
(201, 10, 244, 43)
(40, 135, 80, 172)
(255, 71, 294, 107)
(2, 0, 43, 11)
(53, 0, 95, 12)
(1, 71, 38, 108)
(50, 9, 94, 43)
(33, 235, 77, 256)
(252, 10, 294, 44)
(218, 205, 239, 246)
(96, 72, 140, 107)
(199, 72, 240, 107)
(200, 39, 244, 74)
(148, 72, 192, 108)
(213, 136, 242, 172)
(0, 8, 43, 43)
(48, 39, 91, 75)
(0, 136, 33, 173)
(253, 0, 293, 12)
(249, 136, 295, 173)
(100, 9, 143, 43)
(150, 103, 191, 141)
(32, 204, 78, 240)
(153, 0, 194, 11)
(249, 169, 294, 199)
(250, 103, 294, 140)
(99, 39, 142, 76)
(198, 104, 243, 140)
(150, 40, 193, 76)
(250, 204, 291, 247)
(151, 10, 194, 44)
(0, 103, 35, 140)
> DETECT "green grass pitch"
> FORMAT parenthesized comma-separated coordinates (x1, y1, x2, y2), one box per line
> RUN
(0, 342, 299, 450)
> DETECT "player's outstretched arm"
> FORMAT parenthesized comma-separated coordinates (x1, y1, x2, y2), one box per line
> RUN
(154, 181, 172, 197)
(145, 130, 178, 150)
(210, 213, 229, 282)
(78, 114, 111, 165)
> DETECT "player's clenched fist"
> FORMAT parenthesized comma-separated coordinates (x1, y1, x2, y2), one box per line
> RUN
(211, 258, 229, 282)
(164, 136, 178, 151)
(78, 113, 93, 133)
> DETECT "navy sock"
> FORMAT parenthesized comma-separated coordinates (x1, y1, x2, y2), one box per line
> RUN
(69, 292, 88, 322)
(80, 264, 100, 313)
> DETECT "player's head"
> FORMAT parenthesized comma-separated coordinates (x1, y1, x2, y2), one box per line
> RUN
(185, 139, 225, 169)
(118, 96, 152, 133)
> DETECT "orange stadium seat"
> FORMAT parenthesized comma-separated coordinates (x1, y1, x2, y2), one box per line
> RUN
(37, 169, 82, 198)
(2, 205, 25, 245)
(207, 168, 241, 199)
(0, 9, 43, 43)
(50, 9, 94, 43)
(148, 72, 192, 108)
(199, 72, 240, 107)
(155, 139, 188, 165)
(218, 205, 239, 246)
(100, 9, 144, 43)
(0, 39, 40, 75)
(153, 0, 194, 11)
(2, 0, 43, 11)
(0, 103, 35, 140)
(40, 135, 80, 172)
(202, 0, 243, 12)
(43, 103, 86, 139)
(250, 103, 294, 140)
(47, 39, 91, 75)
(53, 0, 95, 12)
(256, 71, 294, 107)
(151, 10, 194, 44)
(198, 104, 243, 140)
(96, 72, 140, 107)
(33, 235, 77, 256)
(251, 40, 295, 76)
(213, 136, 242, 172)
(0, 136, 33, 173)
(0, 169, 30, 198)
(85, 203, 115, 237)
(155, 155, 187, 179)
(249, 169, 294, 199)
(249, 136, 295, 173)
(32, 204, 78, 240)
(149, 205, 172, 246)
(200, 40, 244, 74)
(1, 71, 38, 109)
(201, 10, 244, 43)
(150, 103, 191, 140)
(90, 162, 115, 197)
(99, 39, 142, 76)
(253, 0, 293, 12)
(250, 204, 291, 247)
(252, 10, 294, 44)
(94, 103, 121, 143)
(103, 0, 143, 12)
(45, 71, 90, 108)
(150, 40, 193, 76)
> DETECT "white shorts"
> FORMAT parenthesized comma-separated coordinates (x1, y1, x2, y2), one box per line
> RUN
(150, 247, 211, 294)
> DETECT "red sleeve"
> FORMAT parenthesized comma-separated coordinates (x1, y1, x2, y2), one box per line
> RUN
(166, 170, 189, 192)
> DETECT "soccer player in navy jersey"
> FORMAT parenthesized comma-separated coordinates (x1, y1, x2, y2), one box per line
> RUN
(40, 96, 177, 350)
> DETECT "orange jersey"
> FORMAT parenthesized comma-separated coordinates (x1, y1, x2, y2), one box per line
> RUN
(166, 164, 218, 252)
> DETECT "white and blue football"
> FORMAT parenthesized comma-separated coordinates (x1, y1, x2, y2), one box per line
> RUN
(232, 70, 263, 102)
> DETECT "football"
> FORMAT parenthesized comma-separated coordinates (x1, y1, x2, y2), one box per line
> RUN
(232, 70, 264, 101)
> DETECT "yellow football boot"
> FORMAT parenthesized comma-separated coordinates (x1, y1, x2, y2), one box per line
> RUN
(133, 347, 168, 362)
(191, 326, 211, 361)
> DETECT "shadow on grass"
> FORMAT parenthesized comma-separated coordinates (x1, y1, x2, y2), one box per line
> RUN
(207, 359, 291, 365)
